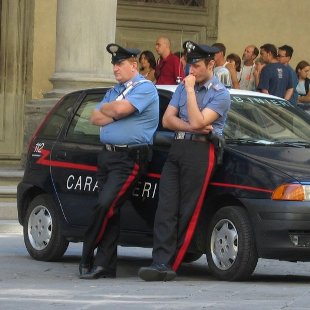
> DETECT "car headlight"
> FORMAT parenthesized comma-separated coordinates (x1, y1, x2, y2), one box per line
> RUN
(272, 183, 310, 201)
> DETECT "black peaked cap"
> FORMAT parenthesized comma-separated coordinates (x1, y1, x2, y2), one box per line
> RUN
(183, 40, 219, 64)
(106, 43, 140, 64)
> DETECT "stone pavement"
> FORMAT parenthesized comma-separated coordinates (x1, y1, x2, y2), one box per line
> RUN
(0, 219, 22, 234)
(1, 233, 310, 310)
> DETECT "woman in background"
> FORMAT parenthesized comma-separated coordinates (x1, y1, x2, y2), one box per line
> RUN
(139, 50, 156, 83)
(295, 60, 310, 112)
(226, 53, 241, 89)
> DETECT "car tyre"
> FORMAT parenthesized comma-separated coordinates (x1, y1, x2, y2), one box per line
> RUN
(23, 194, 69, 261)
(206, 206, 258, 281)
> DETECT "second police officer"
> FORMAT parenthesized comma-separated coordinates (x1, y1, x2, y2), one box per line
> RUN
(139, 40, 231, 281)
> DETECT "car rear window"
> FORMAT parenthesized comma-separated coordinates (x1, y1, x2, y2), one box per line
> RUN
(65, 93, 105, 144)
(39, 92, 81, 139)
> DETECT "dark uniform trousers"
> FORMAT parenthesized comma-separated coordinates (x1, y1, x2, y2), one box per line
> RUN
(81, 145, 149, 271)
(152, 139, 216, 271)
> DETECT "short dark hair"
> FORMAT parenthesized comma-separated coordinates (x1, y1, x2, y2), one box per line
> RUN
(278, 44, 294, 58)
(203, 57, 215, 66)
(226, 53, 242, 72)
(253, 46, 259, 58)
(212, 43, 226, 56)
(260, 43, 277, 58)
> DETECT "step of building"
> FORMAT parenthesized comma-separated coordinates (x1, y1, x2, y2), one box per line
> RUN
(0, 185, 17, 198)
(0, 167, 23, 223)
(0, 167, 24, 182)
(0, 201, 18, 220)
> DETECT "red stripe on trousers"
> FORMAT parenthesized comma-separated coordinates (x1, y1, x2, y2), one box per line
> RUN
(94, 163, 140, 246)
(172, 143, 215, 271)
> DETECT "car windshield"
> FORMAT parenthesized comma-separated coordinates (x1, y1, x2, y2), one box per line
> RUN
(224, 95, 310, 145)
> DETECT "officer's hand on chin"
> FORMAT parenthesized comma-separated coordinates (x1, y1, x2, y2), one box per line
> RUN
(184, 74, 196, 91)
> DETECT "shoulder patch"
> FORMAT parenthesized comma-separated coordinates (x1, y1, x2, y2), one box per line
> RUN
(133, 79, 152, 87)
(212, 83, 225, 91)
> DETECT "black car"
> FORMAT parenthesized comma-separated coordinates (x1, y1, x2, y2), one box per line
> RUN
(17, 86, 310, 281)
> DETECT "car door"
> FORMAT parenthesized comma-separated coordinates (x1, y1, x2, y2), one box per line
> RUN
(50, 91, 105, 228)
(121, 89, 175, 234)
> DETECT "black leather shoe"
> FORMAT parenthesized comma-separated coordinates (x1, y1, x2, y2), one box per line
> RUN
(79, 263, 91, 276)
(138, 263, 176, 281)
(79, 266, 116, 280)
(79, 257, 94, 276)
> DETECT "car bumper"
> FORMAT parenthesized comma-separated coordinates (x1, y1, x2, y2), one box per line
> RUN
(242, 198, 310, 261)
(16, 182, 34, 225)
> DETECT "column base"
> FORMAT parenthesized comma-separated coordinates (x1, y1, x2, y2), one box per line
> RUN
(46, 73, 116, 98)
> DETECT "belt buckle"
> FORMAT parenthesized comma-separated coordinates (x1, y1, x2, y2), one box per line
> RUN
(115, 144, 127, 149)
(176, 132, 186, 140)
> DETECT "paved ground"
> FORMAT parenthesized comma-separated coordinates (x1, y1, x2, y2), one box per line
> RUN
(1, 226, 310, 310)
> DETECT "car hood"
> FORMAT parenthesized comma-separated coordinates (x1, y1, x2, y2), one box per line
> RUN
(228, 145, 310, 182)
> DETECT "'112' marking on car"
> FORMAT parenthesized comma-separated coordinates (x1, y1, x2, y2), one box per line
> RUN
(34, 142, 45, 153)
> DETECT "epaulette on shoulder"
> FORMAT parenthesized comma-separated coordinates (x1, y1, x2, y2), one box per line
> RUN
(133, 79, 152, 87)
(212, 83, 225, 91)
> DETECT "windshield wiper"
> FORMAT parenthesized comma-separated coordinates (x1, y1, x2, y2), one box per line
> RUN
(226, 139, 273, 145)
(227, 138, 310, 148)
(272, 141, 310, 148)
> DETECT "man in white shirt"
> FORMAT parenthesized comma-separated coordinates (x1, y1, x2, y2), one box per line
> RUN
(212, 43, 232, 88)
(239, 45, 259, 91)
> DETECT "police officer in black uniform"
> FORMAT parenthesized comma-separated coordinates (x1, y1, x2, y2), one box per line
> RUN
(138, 41, 231, 281)
(79, 44, 159, 279)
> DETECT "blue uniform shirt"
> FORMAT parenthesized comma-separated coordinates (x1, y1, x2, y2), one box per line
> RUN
(169, 75, 231, 135)
(96, 74, 159, 145)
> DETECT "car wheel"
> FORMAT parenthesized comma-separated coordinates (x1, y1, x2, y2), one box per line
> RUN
(183, 253, 202, 263)
(23, 194, 69, 261)
(206, 206, 258, 281)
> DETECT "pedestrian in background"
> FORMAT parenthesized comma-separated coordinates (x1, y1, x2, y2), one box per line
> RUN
(257, 43, 293, 100)
(139, 50, 156, 83)
(296, 60, 310, 112)
(277, 45, 299, 105)
(155, 36, 185, 85)
(239, 45, 259, 91)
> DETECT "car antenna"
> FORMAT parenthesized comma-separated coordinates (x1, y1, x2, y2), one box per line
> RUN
(176, 27, 184, 85)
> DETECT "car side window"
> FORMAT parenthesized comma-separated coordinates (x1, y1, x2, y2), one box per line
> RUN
(65, 93, 105, 145)
(39, 92, 81, 139)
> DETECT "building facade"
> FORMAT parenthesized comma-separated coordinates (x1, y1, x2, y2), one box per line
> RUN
(1, 0, 309, 165)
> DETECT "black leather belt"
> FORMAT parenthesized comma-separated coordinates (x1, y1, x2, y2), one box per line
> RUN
(174, 132, 210, 142)
(103, 144, 129, 152)
(103, 144, 150, 152)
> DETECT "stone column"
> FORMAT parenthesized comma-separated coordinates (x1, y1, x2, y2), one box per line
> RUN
(23, 0, 118, 164)
(48, 0, 117, 97)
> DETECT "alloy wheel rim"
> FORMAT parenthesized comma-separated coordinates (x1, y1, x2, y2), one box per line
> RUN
(28, 205, 52, 250)
(210, 219, 238, 270)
